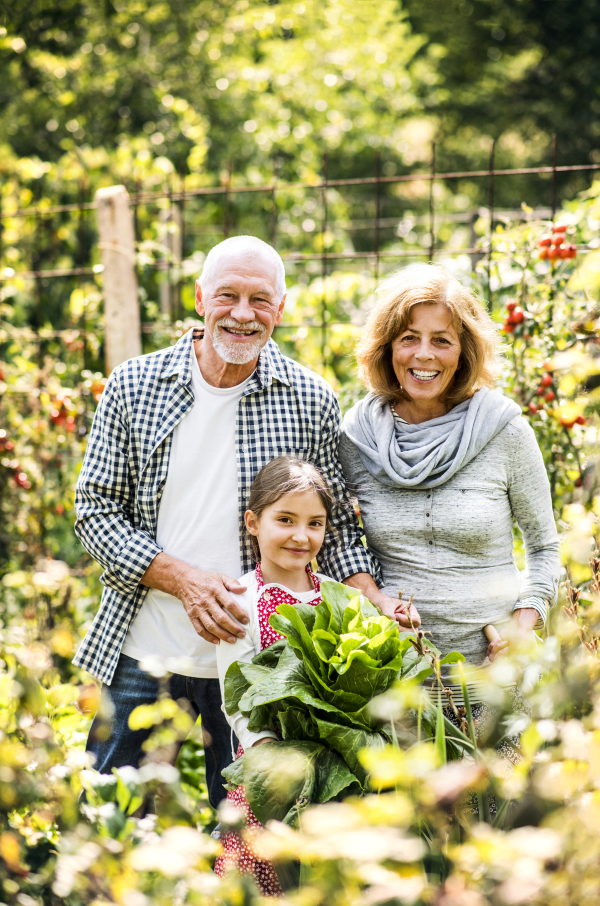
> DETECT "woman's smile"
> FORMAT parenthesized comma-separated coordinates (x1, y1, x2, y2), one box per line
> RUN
(409, 368, 441, 383)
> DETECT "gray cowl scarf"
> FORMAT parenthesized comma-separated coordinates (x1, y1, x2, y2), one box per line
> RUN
(342, 387, 522, 489)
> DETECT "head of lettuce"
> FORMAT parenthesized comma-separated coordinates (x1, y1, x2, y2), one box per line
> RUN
(223, 581, 468, 827)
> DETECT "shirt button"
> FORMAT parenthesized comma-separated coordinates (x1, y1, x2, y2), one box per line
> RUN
(181, 404, 187, 411)
(426, 512, 430, 517)
(429, 540, 433, 545)
(427, 493, 431, 498)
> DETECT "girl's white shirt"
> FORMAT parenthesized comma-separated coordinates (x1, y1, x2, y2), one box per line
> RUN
(216, 568, 328, 751)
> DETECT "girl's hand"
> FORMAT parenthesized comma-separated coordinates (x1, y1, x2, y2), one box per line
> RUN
(252, 737, 277, 747)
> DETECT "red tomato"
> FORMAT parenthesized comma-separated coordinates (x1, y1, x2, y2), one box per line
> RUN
(511, 307, 525, 323)
(538, 248, 549, 260)
(547, 246, 559, 260)
(544, 391, 555, 402)
(559, 417, 576, 429)
(540, 373, 553, 387)
(503, 322, 515, 333)
(566, 244, 577, 259)
(528, 402, 538, 414)
(553, 222, 568, 232)
(552, 232, 565, 247)
(538, 235, 552, 247)
(506, 301, 517, 312)
(575, 415, 587, 425)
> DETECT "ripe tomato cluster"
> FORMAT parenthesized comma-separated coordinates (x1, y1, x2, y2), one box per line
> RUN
(502, 300, 528, 335)
(528, 371, 556, 414)
(538, 223, 577, 261)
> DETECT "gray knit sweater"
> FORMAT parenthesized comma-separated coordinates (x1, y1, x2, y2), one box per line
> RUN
(340, 412, 561, 677)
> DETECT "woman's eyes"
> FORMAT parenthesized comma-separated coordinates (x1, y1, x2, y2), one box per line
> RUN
(399, 335, 451, 345)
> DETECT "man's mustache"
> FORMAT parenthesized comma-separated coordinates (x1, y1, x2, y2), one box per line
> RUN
(215, 318, 266, 335)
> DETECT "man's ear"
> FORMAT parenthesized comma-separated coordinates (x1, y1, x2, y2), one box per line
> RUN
(245, 510, 259, 536)
(195, 281, 205, 317)
(274, 293, 286, 326)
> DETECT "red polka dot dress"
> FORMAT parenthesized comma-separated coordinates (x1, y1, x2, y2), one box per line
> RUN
(214, 562, 322, 897)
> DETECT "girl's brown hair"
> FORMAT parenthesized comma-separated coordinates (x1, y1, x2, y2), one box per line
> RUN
(356, 263, 502, 408)
(246, 456, 334, 560)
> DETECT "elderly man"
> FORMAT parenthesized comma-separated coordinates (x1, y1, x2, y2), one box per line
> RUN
(74, 235, 414, 808)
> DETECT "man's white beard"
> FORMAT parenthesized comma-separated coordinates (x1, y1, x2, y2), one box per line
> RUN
(212, 318, 268, 364)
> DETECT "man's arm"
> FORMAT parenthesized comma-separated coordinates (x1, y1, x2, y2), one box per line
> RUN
(75, 364, 249, 645)
(75, 364, 163, 594)
(312, 385, 382, 582)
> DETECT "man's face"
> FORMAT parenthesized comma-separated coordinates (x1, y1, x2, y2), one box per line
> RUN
(195, 253, 286, 365)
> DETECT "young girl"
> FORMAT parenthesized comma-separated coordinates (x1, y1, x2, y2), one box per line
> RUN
(214, 455, 334, 897)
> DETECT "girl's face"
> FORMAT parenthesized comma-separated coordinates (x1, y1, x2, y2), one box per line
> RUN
(245, 490, 327, 580)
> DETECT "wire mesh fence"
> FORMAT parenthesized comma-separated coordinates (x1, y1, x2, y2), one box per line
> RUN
(1, 138, 599, 375)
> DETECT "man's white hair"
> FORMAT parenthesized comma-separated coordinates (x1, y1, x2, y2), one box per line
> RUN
(199, 235, 286, 301)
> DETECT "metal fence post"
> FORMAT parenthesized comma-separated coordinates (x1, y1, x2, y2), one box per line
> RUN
(95, 185, 142, 373)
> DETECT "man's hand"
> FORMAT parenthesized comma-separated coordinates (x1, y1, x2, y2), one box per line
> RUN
(141, 553, 249, 645)
(343, 572, 421, 629)
(487, 607, 539, 662)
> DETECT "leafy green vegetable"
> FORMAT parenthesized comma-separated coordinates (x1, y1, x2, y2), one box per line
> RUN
(223, 741, 360, 826)
(223, 580, 470, 824)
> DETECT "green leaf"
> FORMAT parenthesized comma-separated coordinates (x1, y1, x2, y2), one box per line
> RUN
(222, 756, 245, 791)
(224, 661, 252, 716)
(439, 652, 466, 665)
(313, 714, 386, 785)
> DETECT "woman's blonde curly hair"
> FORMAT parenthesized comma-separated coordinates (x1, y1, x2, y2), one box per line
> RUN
(356, 263, 502, 408)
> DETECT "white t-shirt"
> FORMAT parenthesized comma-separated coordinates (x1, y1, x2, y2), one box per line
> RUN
(122, 346, 252, 677)
(216, 569, 327, 751)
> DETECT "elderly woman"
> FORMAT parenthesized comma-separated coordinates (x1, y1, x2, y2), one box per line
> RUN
(340, 264, 561, 698)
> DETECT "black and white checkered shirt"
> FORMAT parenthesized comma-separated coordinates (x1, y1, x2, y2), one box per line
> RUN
(74, 328, 380, 684)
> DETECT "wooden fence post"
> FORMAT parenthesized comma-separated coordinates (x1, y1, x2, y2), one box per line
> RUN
(95, 185, 141, 373)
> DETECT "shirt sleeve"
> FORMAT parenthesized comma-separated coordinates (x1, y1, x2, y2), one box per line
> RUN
(312, 384, 383, 586)
(507, 419, 561, 629)
(74, 364, 162, 594)
(215, 592, 278, 750)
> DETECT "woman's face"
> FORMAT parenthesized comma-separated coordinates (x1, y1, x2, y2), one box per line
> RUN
(391, 302, 462, 404)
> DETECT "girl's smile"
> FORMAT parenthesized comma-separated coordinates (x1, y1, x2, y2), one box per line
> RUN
(245, 490, 327, 591)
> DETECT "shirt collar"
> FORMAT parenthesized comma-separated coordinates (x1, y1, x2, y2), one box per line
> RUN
(159, 326, 290, 389)
(255, 561, 320, 596)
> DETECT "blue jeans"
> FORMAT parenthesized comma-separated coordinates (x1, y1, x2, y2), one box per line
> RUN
(86, 654, 236, 809)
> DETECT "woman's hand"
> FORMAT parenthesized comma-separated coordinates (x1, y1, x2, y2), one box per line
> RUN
(252, 737, 276, 747)
(379, 593, 422, 630)
(487, 608, 539, 662)
(343, 573, 421, 629)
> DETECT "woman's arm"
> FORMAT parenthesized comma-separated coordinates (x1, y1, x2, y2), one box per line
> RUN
(215, 590, 278, 749)
(495, 419, 561, 658)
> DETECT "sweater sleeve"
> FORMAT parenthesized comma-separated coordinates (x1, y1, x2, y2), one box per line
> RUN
(215, 585, 278, 751)
(507, 418, 561, 628)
